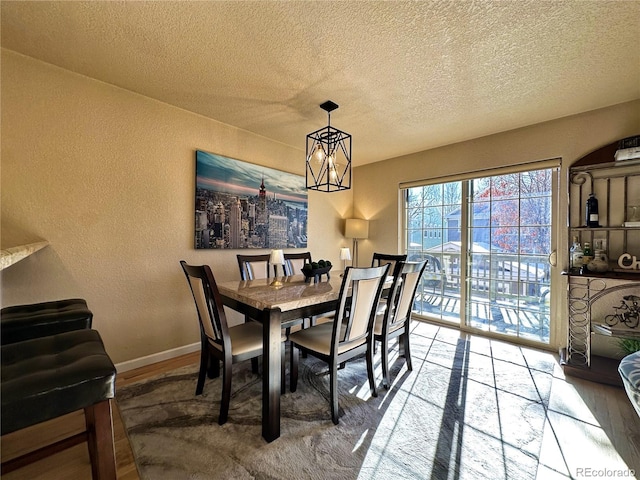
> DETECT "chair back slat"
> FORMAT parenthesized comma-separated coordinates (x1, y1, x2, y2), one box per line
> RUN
(236, 254, 272, 280)
(371, 253, 407, 280)
(247, 260, 269, 279)
(334, 265, 389, 352)
(190, 276, 220, 341)
(180, 261, 230, 349)
(386, 261, 428, 332)
(349, 277, 382, 339)
(284, 252, 312, 276)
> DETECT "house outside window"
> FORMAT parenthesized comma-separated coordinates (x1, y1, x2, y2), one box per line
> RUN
(402, 162, 559, 345)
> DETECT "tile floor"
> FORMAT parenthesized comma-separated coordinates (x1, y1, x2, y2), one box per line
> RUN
(361, 321, 640, 479)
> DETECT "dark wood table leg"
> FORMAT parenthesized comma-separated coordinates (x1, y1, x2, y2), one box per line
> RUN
(262, 307, 281, 442)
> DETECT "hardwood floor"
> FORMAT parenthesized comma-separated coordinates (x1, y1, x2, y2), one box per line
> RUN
(1, 352, 199, 480)
(1, 331, 638, 479)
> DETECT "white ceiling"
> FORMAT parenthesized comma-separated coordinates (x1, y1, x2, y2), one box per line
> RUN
(2, 1, 639, 166)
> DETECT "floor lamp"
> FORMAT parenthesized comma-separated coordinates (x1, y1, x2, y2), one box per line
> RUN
(345, 218, 369, 267)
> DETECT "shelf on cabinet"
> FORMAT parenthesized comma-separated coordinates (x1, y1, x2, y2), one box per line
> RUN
(570, 226, 640, 231)
(562, 270, 640, 281)
(559, 349, 623, 387)
(570, 156, 640, 172)
(592, 324, 640, 338)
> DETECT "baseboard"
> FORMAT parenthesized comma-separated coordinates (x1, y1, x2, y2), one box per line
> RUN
(115, 342, 200, 373)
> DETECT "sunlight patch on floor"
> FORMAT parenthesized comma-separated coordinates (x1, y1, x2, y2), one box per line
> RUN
(352, 429, 369, 453)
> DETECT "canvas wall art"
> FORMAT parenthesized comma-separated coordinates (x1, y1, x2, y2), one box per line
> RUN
(195, 150, 308, 249)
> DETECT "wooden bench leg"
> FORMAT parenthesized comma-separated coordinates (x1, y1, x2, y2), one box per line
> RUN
(84, 399, 116, 480)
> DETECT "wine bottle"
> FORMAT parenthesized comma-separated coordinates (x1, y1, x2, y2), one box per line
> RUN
(586, 193, 599, 227)
(570, 236, 583, 271)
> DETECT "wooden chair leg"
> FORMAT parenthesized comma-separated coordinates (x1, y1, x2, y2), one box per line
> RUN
(208, 356, 220, 379)
(290, 345, 299, 392)
(196, 348, 208, 395)
(381, 338, 391, 389)
(330, 362, 339, 425)
(403, 332, 413, 371)
(85, 399, 116, 480)
(366, 345, 378, 398)
(219, 360, 232, 425)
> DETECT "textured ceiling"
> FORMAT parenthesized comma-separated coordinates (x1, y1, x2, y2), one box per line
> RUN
(2, 1, 639, 166)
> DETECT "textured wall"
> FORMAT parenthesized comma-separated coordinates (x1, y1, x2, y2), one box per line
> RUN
(0, 51, 352, 363)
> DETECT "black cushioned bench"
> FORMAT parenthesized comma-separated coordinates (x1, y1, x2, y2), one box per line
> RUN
(1, 298, 93, 345)
(1, 329, 117, 479)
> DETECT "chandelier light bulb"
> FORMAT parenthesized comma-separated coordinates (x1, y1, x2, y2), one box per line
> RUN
(313, 144, 325, 164)
(329, 158, 339, 181)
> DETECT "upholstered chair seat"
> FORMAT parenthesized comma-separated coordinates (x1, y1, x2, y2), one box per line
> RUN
(209, 322, 286, 356)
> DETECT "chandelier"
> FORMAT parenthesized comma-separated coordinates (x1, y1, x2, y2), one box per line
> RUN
(306, 100, 352, 192)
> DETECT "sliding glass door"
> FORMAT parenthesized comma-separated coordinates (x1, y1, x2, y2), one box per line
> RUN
(406, 181, 463, 323)
(404, 165, 557, 345)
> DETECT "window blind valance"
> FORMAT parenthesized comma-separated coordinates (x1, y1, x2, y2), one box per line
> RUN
(399, 157, 561, 190)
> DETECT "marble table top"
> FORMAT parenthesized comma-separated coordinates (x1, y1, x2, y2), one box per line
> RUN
(217, 274, 344, 312)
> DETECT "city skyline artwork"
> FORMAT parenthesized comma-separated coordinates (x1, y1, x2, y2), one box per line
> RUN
(195, 150, 308, 249)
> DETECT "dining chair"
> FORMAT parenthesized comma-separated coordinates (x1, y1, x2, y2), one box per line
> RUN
(288, 264, 390, 424)
(282, 251, 334, 328)
(371, 252, 408, 277)
(421, 254, 446, 292)
(236, 253, 307, 363)
(236, 253, 273, 280)
(374, 260, 428, 388)
(180, 261, 286, 425)
(372, 253, 408, 306)
(283, 251, 312, 276)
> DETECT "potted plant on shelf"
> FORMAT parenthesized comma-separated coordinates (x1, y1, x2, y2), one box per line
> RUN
(619, 337, 640, 357)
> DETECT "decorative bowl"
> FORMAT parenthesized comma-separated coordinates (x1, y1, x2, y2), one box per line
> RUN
(301, 265, 332, 283)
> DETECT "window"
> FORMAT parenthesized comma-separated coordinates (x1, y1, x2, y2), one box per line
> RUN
(402, 162, 558, 345)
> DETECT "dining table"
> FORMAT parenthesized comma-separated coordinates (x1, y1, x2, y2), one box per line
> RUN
(217, 273, 344, 442)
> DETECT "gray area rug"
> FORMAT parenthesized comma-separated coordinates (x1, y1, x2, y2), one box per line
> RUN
(117, 322, 558, 479)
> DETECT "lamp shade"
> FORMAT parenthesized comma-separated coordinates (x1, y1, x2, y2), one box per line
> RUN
(345, 218, 369, 239)
(269, 249, 285, 266)
(339, 247, 352, 261)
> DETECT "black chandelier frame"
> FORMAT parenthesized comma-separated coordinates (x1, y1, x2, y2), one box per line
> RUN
(305, 101, 352, 192)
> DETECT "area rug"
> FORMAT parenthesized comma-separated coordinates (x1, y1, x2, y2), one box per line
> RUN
(117, 324, 558, 479)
